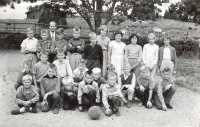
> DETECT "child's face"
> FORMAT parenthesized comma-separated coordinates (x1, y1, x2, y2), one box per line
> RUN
(57, 34, 64, 40)
(100, 29, 107, 36)
(73, 31, 80, 38)
(93, 73, 100, 80)
(23, 80, 32, 88)
(40, 54, 48, 63)
(107, 68, 115, 73)
(57, 53, 65, 60)
(148, 35, 155, 45)
(123, 67, 130, 75)
(47, 68, 56, 78)
(27, 30, 34, 39)
(23, 64, 30, 73)
(108, 76, 116, 87)
(41, 33, 48, 41)
(115, 34, 122, 42)
(164, 38, 170, 46)
(162, 71, 171, 80)
(90, 37, 97, 45)
(49, 22, 57, 32)
(78, 64, 85, 72)
(131, 36, 137, 44)
(85, 74, 93, 84)
(64, 83, 72, 90)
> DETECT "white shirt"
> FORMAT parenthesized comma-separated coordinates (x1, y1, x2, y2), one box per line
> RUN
(163, 46, 171, 60)
(143, 43, 159, 64)
(21, 37, 38, 52)
(119, 73, 136, 88)
(53, 59, 72, 78)
(109, 40, 126, 55)
(50, 31, 56, 40)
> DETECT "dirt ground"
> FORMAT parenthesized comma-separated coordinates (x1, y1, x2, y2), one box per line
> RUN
(0, 50, 200, 127)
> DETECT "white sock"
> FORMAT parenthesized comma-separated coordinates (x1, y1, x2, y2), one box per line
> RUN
(19, 107, 26, 113)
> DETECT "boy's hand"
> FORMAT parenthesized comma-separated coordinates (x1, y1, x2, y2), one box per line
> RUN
(162, 104, 167, 111)
(43, 93, 49, 101)
(24, 101, 31, 107)
(147, 100, 152, 108)
(41, 101, 48, 106)
(165, 84, 172, 91)
(139, 85, 145, 92)
(77, 46, 81, 49)
(78, 106, 83, 111)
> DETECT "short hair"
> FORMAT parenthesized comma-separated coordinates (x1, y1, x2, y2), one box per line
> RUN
(107, 63, 115, 70)
(62, 76, 74, 85)
(56, 49, 65, 54)
(164, 36, 171, 41)
(92, 68, 101, 74)
(48, 63, 57, 71)
(123, 63, 131, 69)
(23, 61, 31, 69)
(56, 28, 64, 35)
(73, 26, 81, 33)
(98, 25, 109, 33)
(89, 32, 97, 39)
(22, 74, 32, 81)
(148, 33, 156, 41)
(129, 33, 139, 42)
(162, 67, 171, 73)
(85, 70, 93, 76)
(114, 30, 123, 37)
(49, 21, 57, 26)
(41, 29, 48, 35)
(26, 27, 34, 32)
(107, 71, 117, 80)
(40, 51, 49, 57)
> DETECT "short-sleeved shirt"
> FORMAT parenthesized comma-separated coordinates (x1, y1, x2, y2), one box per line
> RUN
(96, 35, 110, 50)
(109, 40, 126, 55)
(32, 61, 50, 82)
(21, 37, 38, 52)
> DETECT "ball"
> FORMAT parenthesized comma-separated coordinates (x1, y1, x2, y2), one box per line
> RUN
(88, 106, 101, 120)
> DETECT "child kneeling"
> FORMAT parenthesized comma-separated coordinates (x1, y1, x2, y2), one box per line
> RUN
(102, 72, 123, 117)
(11, 75, 39, 115)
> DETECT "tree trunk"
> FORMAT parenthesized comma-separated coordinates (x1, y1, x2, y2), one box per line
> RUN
(94, 0, 102, 33)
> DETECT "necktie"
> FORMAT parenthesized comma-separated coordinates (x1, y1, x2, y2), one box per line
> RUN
(51, 31, 55, 41)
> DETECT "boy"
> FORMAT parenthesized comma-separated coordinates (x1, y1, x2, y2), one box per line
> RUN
(142, 33, 159, 81)
(77, 71, 100, 111)
(50, 28, 67, 62)
(67, 26, 85, 70)
(83, 32, 103, 71)
(61, 76, 78, 110)
(92, 68, 107, 106)
(33, 52, 50, 89)
(119, 63, 136, 108)
(157, 36, 177, 74)
(53, 49, 73, 79)
(153, 67, 176, 111)
(21, 27, 38, 71)
(102, 72, 123, 117)
(104, 63, 117, 81)
(11, 75, 39, 115)
(14, 61, 33, 90)
(135, 65, 154, 108)
(41, 63, 61, 114)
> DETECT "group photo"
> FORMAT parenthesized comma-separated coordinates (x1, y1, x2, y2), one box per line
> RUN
(0, 0, 200, 127)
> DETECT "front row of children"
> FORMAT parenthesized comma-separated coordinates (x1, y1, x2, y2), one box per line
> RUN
(11, 57, 176, 117)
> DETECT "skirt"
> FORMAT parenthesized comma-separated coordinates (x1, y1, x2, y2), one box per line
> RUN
(160, 59, 174, 74)
(69, 53, 82, 71)
(111, 55, 124, 77)
(102, 50, 108, 76)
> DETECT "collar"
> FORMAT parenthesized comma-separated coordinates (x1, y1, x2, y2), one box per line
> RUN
(85, 80, 93, 85)
(28, 38, 34, 40)
(73, 38, 80, 41)
(58, 59, 65, 64)
(43, 74, 57, 79)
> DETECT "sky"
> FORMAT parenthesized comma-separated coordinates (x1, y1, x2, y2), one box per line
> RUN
(0, 0, 181, 19)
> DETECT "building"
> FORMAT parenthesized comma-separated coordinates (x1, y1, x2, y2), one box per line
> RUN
(25, 10, 41, 19)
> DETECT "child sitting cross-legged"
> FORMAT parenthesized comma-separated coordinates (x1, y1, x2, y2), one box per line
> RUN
(61, 76, 78, 110)
(41, 63, 61, 114)
(77, 71, 100, 111)
(102, 72, 123, 117)
(11, 74, 39, 115)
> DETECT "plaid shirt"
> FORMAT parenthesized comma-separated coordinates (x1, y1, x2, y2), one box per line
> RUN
(16, 85, 39, 105)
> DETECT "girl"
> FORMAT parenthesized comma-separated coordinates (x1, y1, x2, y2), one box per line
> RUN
(108, 31, 127, 77)
(97, 25, 110, 76)
(127, 33, 142, 78)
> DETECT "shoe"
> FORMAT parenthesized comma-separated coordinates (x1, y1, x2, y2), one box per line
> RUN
(138, 101, 143, 107)
(166, 103, 173, 109)
(53, 108, 59, 114)
(11, 110, 21, 115)
(115, 111, 121, 117)
(126, 100, 132, 108)
(31, 107, 38, 113)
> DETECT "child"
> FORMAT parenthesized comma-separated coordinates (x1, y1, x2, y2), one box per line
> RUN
(142, 33, 159, 81)
(73, 59, 88, 87)
(14, 61, 33, 90)
(102, 72, 123, 117)
(153, 67, 176, 111)
(21, 27, 38, 71)
(135, 65, 154, 108)
(53, 49, 73, 79)
(37, 29, 52, 58)
(108, 30, 127, 77)
(103, 63, 117, 81)
(50, 28, 67, 62)
(83, 32, 103, 71)
(40, 63, 61, 114)
(67, 26, 85, 71)
(119, 63, 136, 108)
(92, 68, 107, 106)
(97, 25, 110, 76)
(11, 75, 39, 115)
(77, 71, 100, 111)
(127, 33, 142, 78)
(61, 76, 78, 110)
(157, 36, 177, 74)
(33, 52, 50, 89)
